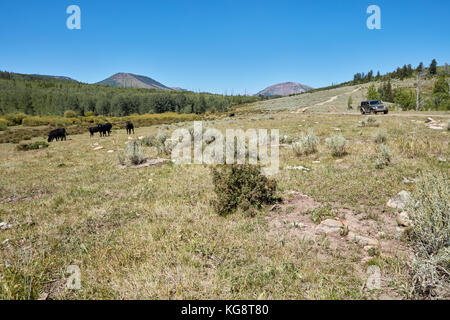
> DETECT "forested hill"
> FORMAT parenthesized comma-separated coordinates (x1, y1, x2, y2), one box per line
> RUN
(0, 71, 259, 116)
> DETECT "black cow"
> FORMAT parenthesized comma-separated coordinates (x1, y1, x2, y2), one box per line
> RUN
(98, 123, 112, 137)
(229, 113, 235, 117)
(126, 122, 135, 135)
(48, 128, 66, 142)
(89, 126, 100, 137)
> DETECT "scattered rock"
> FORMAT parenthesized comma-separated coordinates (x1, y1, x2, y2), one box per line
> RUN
(93, 146, 104, 151)
(387, 191, 411, 210)
(396, 211, 412, 227)
(107, 150, 114, 153)
(0, 222, 13, 230)
(437, 157, 447, 163)
(118, 158, 169, 169)
(348, 232, 378, 246)
(312, 161, 321, 164)
(138, 136, 145, 140)
(335, 159, 344, 163)
(93, 142, 99, 146)
(2, 239, 9, 245)
(315, 219, 344, 235)
(402, 177, 416, 184)
(425, 117, 434, 123)
(286, 165, 310, 172)
(128, 137, 133, 140)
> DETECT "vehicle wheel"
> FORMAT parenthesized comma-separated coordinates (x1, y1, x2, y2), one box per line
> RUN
(384, 110, 388, 114)
(360, 109, 365, 115)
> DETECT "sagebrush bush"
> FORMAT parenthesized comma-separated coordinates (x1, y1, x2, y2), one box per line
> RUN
(361, 116, 380, 127)
(447, 120, 450, 131)
(141, 135, 157, 147)
(119, 141, 146, 166)
(375, 144, 391, 169)
(280, 135, 293, 144)
(325, 134, 348, 157)
(16, 141, 49, 151)
(406, 173, 449, 297)
(373, 129, 388, 144)
(292, 131, 319, 156)
(64, 110, 77, 118)
(211, 165, 280, 216)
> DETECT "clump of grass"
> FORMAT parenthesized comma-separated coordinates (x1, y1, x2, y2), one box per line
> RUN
(292, 131, 319, 156)
(64, 110, 77, 118)
(141, 135, 157, 147)
(280, 135, 293, 144)
(325, 134, 348, 157)
(16, 141, 49, 151)
(211, 164, 280, 216)
(375, 144, 391, 169)
(405, 172, 449, 298)
(361, 117, 380, 127)
(0, 118, 8, 131)
(306, 205, 336, 224)
(447, 120, 450, 131)
(373, 129, 388, 144)
(119, 140, 146, 166)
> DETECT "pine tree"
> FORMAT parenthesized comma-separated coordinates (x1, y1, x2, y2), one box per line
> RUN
(430, 59, 438, 75)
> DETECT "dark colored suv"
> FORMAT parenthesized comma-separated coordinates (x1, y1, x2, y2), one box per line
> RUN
(360, 100, 389, 115)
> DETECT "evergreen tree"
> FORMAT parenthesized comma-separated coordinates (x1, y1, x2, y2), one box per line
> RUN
(430, 59, 438, 75)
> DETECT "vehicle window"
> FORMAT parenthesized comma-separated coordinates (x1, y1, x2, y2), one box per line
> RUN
(370, 101, 380, 105)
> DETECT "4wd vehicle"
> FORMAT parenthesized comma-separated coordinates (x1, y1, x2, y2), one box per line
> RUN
(360, 100, 389, 115)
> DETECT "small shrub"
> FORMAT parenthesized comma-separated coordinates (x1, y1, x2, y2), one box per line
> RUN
(375, 144, 391, 169)
(447, 120, 450, 131)
(280, 135, 293, 144)
(307, 206, 336, 224)
(4, 113, 27, 125)
(16, 141, 49, 151)
(292, 131, 319, 156)
(141, 135, 157, 147)
(326, 134, 348, 157)
(361, 116, 380, 127)
(85, 111, 95, 117)
(119, 140, 146, 166)
(0, 118, 8, 131)
(373, 129, 388, 144)
(406, 173, 449, 297)
(64, 110, 77, 118)
(211, 165, 280, 216)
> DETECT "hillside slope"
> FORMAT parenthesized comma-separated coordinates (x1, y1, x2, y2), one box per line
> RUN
(257, 82, 313, 96)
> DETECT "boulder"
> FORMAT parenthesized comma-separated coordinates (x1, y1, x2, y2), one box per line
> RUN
(316, 219, 343, 235)
(387, 191, 411, 210)
(396, 211, 412, 227)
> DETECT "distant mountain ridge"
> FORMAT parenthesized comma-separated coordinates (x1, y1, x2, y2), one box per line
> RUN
(96, 72, 175, 91)
(257, 82, 313, 96)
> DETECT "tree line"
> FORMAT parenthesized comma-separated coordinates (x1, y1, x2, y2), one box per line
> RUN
(0, 72, 260, 116)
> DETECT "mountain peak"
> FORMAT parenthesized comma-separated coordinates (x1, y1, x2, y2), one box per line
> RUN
(96, 73, 172, 90)
(257, 82, 313, 96)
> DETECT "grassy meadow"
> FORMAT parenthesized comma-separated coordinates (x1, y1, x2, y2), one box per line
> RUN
(1, 95, 449, 299)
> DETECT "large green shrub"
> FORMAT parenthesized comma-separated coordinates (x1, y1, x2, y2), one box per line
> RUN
(211, 165, 280, 216)
(4, 113, 27, 125)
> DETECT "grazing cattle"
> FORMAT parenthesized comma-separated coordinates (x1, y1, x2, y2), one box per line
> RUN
(229, 113, 235, 117)
(88, 126, 100, 137)
(126, 122, 135, 135)
(98, 123, 112, 137)
(48, 128, 66, 142)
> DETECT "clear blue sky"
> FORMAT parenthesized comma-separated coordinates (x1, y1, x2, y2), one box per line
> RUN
(0, 0, 449, 94)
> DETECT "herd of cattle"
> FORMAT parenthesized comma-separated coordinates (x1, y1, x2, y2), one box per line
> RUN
(48, 121, 135, 142)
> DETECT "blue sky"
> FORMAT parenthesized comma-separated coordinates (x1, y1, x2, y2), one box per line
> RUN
(0, 0, 449, 94)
